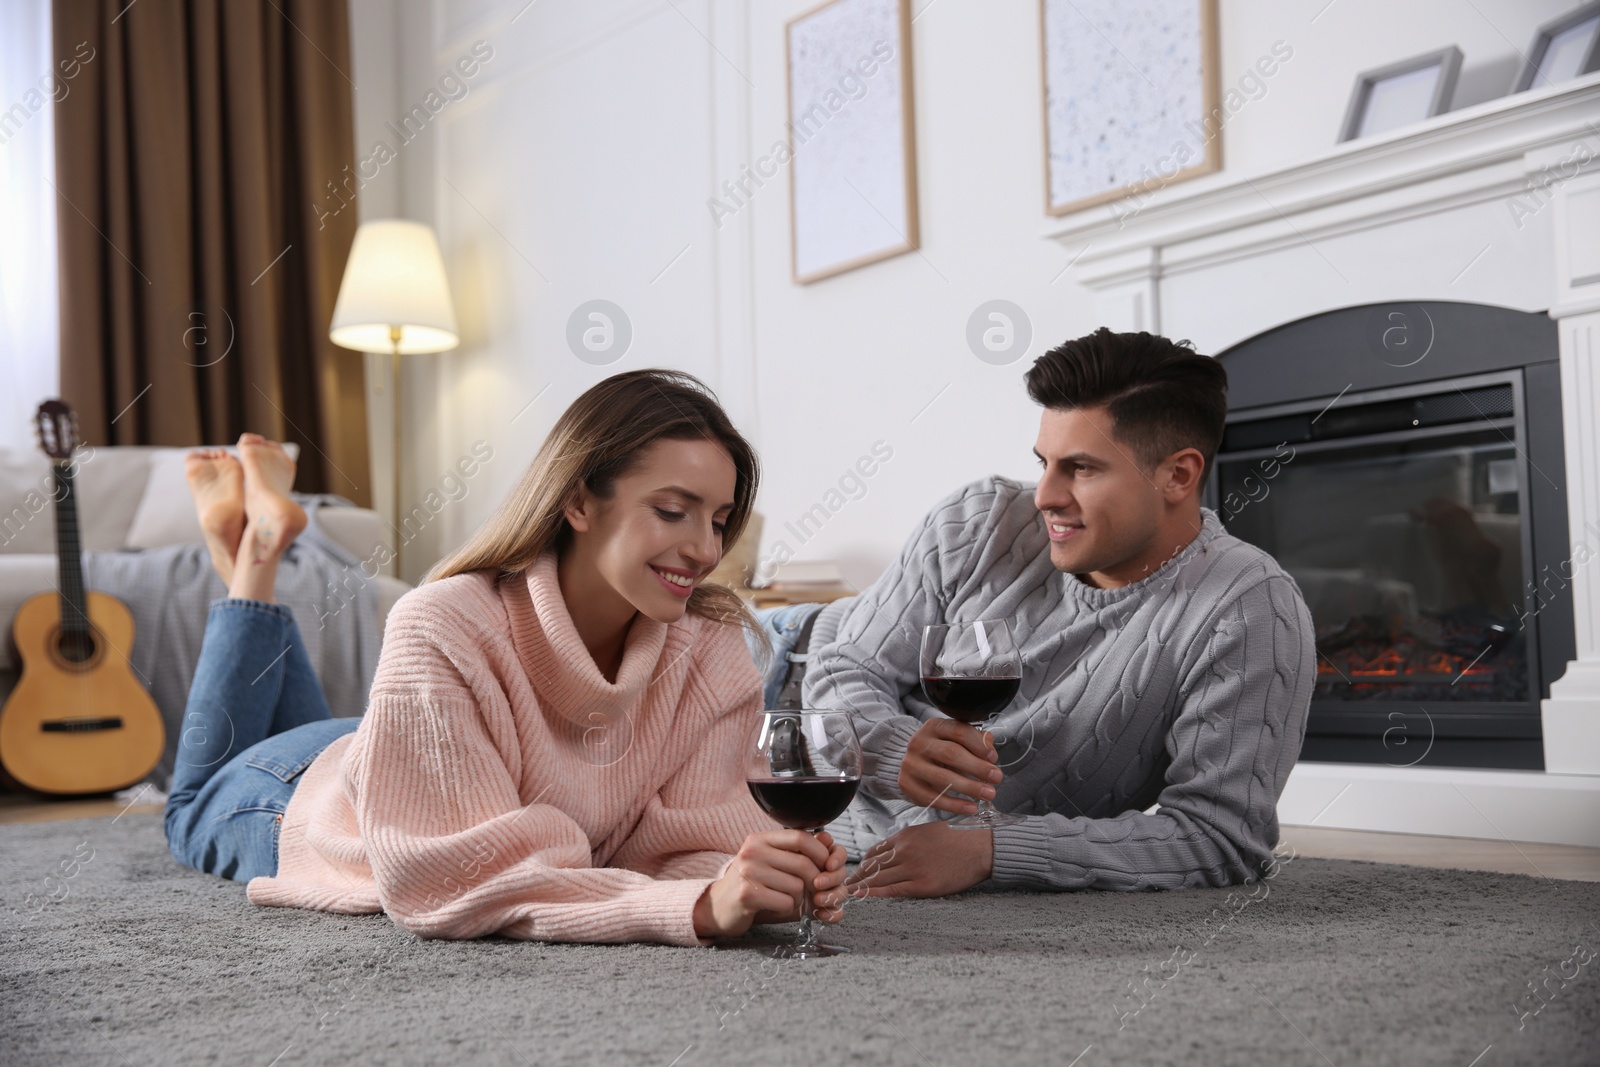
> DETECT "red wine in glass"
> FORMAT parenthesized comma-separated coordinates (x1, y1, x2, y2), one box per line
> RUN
(920, 620, 1026, 829)
(746, 709, 863, 959)
(747, 777, 860, 830)
(919, 676, 1021, 724)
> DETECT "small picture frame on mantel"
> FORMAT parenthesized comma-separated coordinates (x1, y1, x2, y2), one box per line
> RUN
(1337, 46, 1463, 143)
(1512, 0, 1600, 94)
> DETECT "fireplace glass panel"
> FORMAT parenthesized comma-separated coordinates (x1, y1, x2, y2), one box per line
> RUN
(1218, 428, 1526, 703)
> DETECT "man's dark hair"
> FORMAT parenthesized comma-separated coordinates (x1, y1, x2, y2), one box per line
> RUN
(1024, 327, 1228, 476)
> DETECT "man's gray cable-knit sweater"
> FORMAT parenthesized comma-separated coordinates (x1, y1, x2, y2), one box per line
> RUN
(803, 476, 1317, 890)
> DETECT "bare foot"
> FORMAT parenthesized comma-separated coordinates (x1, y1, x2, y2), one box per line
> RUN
(236, 433, 307, 568)
(185, 450, 244, 584)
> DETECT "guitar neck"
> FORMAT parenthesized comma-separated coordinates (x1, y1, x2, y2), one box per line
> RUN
(53, 460, 91, 638)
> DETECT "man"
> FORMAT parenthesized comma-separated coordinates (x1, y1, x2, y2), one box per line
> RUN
(802, 327, 1316, 897)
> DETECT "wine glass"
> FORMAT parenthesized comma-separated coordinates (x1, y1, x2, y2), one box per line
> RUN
(746, 708, 862, 959)
(920, 619, 1025, 829)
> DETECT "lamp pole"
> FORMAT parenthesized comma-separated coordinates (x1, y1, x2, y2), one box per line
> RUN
(328, 219, 459, 585)
(390, 324, 403, 579)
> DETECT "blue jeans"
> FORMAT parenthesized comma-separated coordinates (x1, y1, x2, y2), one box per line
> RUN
(745, 603, 828, 709)
(164, 599, 360, 883)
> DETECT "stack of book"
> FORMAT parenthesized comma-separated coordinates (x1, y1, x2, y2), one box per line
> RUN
(749, 560, 857, 607)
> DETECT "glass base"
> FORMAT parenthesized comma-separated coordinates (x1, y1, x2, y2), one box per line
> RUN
(949, 809, 1026, 829)
(774, 941, 850, 959)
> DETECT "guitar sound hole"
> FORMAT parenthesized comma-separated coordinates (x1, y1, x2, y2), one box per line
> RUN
(58, 630, 97, 664)
(41, 717, 125, 733)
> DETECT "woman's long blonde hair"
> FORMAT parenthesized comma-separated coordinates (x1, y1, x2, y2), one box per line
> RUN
(427, 369, 762, 640)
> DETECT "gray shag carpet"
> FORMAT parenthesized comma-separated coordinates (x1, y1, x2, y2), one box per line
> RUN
(3, 812, 1598, 1067)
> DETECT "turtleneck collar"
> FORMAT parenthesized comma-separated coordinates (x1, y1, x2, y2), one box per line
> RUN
(1063, 507, 1225, 609)
(504, 551, 668, 725)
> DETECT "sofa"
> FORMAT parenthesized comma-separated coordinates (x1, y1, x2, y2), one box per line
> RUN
(0, 444, 409, 703)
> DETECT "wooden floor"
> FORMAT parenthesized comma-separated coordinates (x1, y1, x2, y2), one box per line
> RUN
(0, 788, 165, 826)
(1280, 824, 1600, 882)
(3, 790, 1597, 882)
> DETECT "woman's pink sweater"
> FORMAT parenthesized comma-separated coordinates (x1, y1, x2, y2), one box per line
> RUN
(246, 552, 774, 946)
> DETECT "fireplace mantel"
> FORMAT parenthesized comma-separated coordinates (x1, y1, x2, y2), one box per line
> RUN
(1045, 73, 1600, 847)
(1046, 73, 1600, 330)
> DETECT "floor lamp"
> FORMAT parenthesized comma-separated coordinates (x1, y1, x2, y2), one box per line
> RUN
(329, 220, 459, 578)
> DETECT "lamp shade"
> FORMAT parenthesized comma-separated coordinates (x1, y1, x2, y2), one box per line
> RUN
(329, 219, 460, 354)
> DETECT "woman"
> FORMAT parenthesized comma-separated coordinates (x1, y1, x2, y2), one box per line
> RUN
(164, 370, 847, 946)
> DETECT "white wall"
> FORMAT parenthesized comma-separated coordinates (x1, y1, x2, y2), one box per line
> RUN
(349, 0, 1576, 588)
(0, 0, 60, 456)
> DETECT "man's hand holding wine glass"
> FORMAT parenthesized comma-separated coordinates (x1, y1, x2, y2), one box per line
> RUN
(915, 620, 1024, 829)
(844, 618, 1023, 899)
(897, 718, 1005, 816)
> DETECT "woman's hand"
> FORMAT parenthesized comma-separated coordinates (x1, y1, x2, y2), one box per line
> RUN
(692, 830, 848, 939)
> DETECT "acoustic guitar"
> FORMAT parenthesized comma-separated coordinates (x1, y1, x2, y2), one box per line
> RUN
(0, 401, 165, 794)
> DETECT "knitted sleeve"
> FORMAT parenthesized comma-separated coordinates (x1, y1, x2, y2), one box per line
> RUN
(988, 575, 1316, 890)
(802, 479, 996, 800)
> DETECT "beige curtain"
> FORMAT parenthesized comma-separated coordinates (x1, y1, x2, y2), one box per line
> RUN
(52, 0, 370, 504)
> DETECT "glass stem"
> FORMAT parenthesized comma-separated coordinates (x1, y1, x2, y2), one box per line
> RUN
(979, 720, 999, 820)
(794, 829, 820, 948)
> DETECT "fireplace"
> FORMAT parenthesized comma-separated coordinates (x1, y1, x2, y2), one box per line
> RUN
(1210, 302, 1574, 770)
(1043, 73, 1600, 843)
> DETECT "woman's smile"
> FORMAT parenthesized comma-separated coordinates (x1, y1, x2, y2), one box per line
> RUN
(649, 563, 697, 598)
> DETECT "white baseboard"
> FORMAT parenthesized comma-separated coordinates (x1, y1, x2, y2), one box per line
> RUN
(1278, 761, 1600, 849)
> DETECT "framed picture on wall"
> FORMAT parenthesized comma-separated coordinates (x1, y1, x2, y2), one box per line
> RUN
(786, 0, 918, 284)
(1337, 47, 1462, 143)
(1512, 0, 1600, 93)
(1039, 0, 1221, 217)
